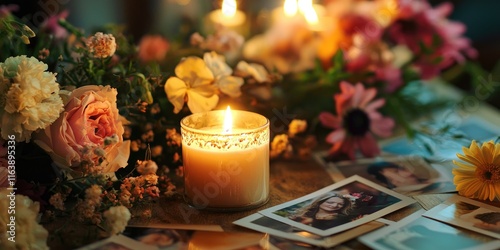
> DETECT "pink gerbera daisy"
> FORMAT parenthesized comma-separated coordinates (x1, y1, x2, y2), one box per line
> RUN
(319, 81, 395, 159)
(388, 0, 476, 79)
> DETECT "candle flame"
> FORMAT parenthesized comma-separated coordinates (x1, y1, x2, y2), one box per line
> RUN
(298, 0, 318, 25)
(283, 0, 298, 17)
(222, 0, 237, 17)
(223, 106, 233, 133)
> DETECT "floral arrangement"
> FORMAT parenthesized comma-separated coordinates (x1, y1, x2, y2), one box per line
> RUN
(244, 0, 481, 160)
(0, 0, 493, 248)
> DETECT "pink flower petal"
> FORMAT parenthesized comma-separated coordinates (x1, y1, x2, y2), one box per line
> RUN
(351, 83, 365, 107)
(326, 129, 346, 144)
(434, 2, 453, 18)
(365, 99, 385, 113)
(339, 81, 355, 94)
(358, 133, 380, 157)
(358, 88, 376, 108)
(319, 112, 342, 129)
(367, 111, 382, 120)
(340, 138, 356, 160)
(335, 95, 351, 115)
(328, 141, 344, 156)
(370, 117, 395, 137)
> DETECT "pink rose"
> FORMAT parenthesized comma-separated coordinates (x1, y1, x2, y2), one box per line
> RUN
(137, 35, 170, 63)
(35, 85, 130, 174)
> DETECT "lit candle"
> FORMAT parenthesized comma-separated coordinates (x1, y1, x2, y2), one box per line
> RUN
(284, 0, 298, 16)
(271, 0, 328, 31)
(298, 0, 327, 31)
(271, 0, 301, 25)
(181, 107, 270, 210)
(205, 0, 248, 36)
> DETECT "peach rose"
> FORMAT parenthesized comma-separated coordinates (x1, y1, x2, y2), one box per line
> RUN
(35, 85, 130, 174)
(137, 35, 170, 63)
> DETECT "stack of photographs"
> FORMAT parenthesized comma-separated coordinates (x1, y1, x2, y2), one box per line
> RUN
(359, 196, 500, 250)
(234, 175, 415, 248)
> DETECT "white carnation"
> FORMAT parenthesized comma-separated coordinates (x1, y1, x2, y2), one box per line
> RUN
(0, 189, 49, 250)
(103, 205, 131, 235)
(136, 160, 158, 175)
(85, 185, 102, 205)
(0, 56, 63, 142)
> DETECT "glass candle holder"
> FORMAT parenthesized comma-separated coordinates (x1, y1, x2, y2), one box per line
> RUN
(180, 109, 270, 211)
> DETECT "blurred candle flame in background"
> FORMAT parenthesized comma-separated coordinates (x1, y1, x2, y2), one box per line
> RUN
(284, 0, 298, 17)
(222, 0, 237, 17)
(298, 0, 319, 25)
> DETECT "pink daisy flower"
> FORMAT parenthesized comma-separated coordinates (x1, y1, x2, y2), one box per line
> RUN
(319, 81, 395, 159)
(41, 10, 70, 40)
(388, 0, 476, 79)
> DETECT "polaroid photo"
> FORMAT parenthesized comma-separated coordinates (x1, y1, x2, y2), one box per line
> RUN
(360, 209, 500, 250)
(76, 234, 157, 250)
(423, 195, 500, 239)
(324, 155, 456, 196)
(259, 175, 415, 236)
(234, 213, 385, 248)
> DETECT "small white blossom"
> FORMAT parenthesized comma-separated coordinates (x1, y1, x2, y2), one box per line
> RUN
(86, 32, 117, 58)
(136, 160, 158, 175)
(104, 205, 131, 235)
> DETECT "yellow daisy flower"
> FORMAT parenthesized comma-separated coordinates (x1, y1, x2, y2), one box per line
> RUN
(452, 140, 500, 201)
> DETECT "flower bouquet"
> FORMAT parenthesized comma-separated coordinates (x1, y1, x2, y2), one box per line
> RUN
(244, 0, 484, 160)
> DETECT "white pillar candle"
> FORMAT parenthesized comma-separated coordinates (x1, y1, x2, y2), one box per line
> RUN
(181, 107, 270, 210)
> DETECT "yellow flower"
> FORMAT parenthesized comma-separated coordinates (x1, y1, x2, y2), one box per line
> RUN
(164, 56, 218, 113)
(452, 140, 500, 201)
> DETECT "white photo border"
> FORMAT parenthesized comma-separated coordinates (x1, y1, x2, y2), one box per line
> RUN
(75, 235, 156, 250)
(234, 213, 385, 248)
